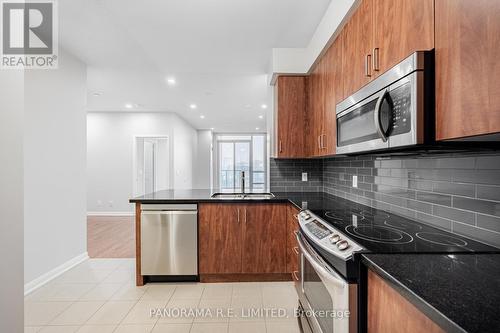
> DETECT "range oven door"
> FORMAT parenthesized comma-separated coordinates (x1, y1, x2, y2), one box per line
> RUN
(296, 232, 357, 333)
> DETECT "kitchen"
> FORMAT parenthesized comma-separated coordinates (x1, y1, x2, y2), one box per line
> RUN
(2, 0, 499, 333)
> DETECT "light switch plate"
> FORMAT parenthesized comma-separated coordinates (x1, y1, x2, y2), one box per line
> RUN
(302, 172, 308, 181)
(352, 175, 358, 188)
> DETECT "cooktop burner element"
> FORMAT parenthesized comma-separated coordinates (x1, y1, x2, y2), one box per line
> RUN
(416, 232, 468, 247)
(345, 225, 413, 244)
(324, 211, 344, 221)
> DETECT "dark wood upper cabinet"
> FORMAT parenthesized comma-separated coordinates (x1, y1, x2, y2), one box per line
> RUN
(323, 34, 343, 156)
(368, 270, 444, 333)
(199, 203, 242, 274)
(435, 0, 500, 140)
(342, 0, 374, 98)
(307, 58, 326, 157)
(242, 204, 287, 274)
(372, 0, 434, 77)
(275, 76, 307, 158)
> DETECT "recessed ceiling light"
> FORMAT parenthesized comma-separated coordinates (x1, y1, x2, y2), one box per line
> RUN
(189, 104, 197, 109)
(124, 103, 133, 109)
(261, 104, 268, 109)
(255, 127, 260, 130)
(258, 115, 264, 119)
(92, 92, 102, 97)
(166, 77, 176, 85)
(210, 127, 214, 130)
(200, 115, 205, 119)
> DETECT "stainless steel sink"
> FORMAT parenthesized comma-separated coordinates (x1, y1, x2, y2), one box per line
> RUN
(211, 193, 275, 200)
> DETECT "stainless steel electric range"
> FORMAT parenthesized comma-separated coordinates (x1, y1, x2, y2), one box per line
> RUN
(295, 196, 499, 333)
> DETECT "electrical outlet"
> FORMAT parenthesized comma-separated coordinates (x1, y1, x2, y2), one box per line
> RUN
(302, 172, 308, 181)
(352, 175, 358, 188)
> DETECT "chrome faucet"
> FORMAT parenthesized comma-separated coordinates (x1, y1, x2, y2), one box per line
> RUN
(240, 171, 246, 193)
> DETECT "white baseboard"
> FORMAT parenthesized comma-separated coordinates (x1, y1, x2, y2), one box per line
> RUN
(87, 211, 134, 217)
(24, 252, 89, 296)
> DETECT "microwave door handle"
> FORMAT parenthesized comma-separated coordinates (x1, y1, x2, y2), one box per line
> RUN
(374, 89, 389, 142)
(296, 232, 347, 288)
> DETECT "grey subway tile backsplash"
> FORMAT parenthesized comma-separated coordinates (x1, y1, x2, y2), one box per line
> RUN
(453, 197, 500, 217)
(477, 214, 500, 233)
(432, 206, 475, 226)
(476, 185, 500, 202)
(271, 152, 500, 247)
(270, 158, 323, 192)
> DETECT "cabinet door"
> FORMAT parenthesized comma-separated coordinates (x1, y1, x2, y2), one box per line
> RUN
(435, 0, 500, 140)
(286, 205, 300, 275)
(307, 59, 326, 157)
(368, 270, 444, 333)
(276, 76, 307, 158)
(242, 204, 287, 273)
(373, 0, 434, 77)
(342, 0, 373, 98)
(323, 34, 343, 156)
(199, 204, 242, 274)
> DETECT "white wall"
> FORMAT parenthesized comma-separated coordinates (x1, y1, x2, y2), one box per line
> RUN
(87, 112, 198, 213)
(269, 0, 355, 81)
(194, 130, 213, 189)
(0, 71, 24, 332)
(24, 49, 88, 287)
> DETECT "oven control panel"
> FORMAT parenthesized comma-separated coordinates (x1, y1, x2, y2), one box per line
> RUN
(299, 211, 364, 260)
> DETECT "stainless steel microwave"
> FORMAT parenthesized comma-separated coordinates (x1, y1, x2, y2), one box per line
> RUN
(336, 51, 434, 155)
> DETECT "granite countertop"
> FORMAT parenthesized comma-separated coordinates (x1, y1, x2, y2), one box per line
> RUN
(129, 189, 330, 210)
(362, 253, 500, 333)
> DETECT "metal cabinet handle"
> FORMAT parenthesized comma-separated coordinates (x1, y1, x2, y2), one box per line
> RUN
(365, 54, 372, 77)
(237, 208, 240, 223)
(293, 247, 299, 255)
(279, 140, 283, 153)
(293, 214, 298, 220)
(373, 48, 380, 72)
(244, 208, 248, 224)
(292, 271, 299, 281)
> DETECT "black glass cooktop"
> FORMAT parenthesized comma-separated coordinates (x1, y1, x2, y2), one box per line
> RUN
(309, 199, 499, 254)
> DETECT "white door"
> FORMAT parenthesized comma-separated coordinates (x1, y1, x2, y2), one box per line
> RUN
(134, 136, 169, 196)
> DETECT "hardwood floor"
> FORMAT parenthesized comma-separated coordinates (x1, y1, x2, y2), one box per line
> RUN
(87, 215, 135, 258)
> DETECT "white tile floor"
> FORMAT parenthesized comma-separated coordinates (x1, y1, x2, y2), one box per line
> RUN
(25, 259, 300, 333)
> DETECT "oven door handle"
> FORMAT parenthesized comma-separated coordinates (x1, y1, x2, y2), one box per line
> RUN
(296, 232, 347, 288)
(374, 88, 389, 142)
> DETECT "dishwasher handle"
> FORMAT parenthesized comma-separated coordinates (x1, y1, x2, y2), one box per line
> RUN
(141, 210, 197, 216)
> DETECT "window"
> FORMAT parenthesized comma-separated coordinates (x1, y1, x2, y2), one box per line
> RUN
(215, 134, 267, 191)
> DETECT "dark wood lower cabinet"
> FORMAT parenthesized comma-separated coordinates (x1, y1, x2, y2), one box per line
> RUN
(199, 203, 290, 281)
(367, 270, 444, 333)
(199, 203, 242, 274)
(242, 204, 287, 273)
(286, 205, 300, 278)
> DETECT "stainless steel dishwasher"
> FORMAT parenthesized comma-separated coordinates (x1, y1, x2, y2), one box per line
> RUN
(141, 204, 198, 277)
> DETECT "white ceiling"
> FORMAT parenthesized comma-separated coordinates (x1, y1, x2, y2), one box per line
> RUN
(59, 0, 331, 132)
